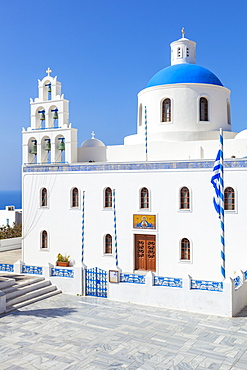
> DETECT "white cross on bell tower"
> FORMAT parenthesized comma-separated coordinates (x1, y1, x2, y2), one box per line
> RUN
(46, 67, 52, 77)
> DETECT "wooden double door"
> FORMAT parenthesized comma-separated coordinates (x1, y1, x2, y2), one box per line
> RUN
(135, 234, 156, 271)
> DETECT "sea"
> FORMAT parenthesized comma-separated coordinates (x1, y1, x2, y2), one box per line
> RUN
(0, 190, 22, 210)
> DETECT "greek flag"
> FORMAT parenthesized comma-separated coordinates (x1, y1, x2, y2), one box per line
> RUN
(211, 129, 225, 279)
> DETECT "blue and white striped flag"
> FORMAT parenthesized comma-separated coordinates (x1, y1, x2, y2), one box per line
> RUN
(211, 129, 225, 279)
(211, 147, 224, 217)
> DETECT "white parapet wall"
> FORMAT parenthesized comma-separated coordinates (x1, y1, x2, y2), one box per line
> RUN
(0, 237, 22, 252)
(1, 261, 247, 317)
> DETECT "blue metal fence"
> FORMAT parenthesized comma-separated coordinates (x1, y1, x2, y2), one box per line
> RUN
(86, 267, 107, 298)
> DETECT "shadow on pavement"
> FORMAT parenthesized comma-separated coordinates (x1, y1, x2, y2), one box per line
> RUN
(2, 307, 78, 318)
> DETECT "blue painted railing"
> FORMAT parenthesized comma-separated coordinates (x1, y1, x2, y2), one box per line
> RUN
(234, 276, 242, 290)
(120, 273, 145, 284)
(22, 265, 43, 275)
(191, 279, 223, 292)
(154, 276, 182, 288)
(0, 263, 14, 272)
(51, 268, 74, 278)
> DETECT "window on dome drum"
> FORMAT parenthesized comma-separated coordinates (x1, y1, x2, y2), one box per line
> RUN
(72, 187, 79, 208)
(139, 104, 142, 126)
(186, 47, 189, 57)
(224, 187, 235, 211)
(41, 188, 47, 207)
(199, 97, 209, 121)
(180, 187, 190, 209)
(227, 101, 231, 125)
(181, 238, 190, 260)
(177, 47, 181, 57)
(162, 99, 171, 122)
(104, 187, 112, 208)
(105, 234, 112, 254)
(41, 230, 48, 249)
(140, 187, 149, 209)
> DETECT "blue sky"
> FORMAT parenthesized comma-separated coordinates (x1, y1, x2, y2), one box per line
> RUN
(0, 0, 246, 190)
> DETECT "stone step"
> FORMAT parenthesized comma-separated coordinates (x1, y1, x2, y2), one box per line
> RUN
(6, 289, 62, 313)
(5, 280, 51, 300)
(1, 277, 45, 294)
(0, 278, 16, 290)
(6, 285, 58, 307)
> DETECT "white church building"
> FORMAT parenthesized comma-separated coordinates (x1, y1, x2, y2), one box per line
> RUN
(18, 30, 247, 316)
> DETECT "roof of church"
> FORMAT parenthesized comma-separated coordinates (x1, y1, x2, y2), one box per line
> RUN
(146, 63, 223, 88)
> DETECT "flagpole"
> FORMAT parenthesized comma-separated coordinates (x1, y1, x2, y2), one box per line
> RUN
(113, 189, 118, 267)
(211, 128, 225, 279)
(219, 128, 225, 279)
(145, 106, 148, 161)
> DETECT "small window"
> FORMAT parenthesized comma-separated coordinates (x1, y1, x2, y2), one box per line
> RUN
(181, 238, 190, 260)
(224, 187, 235, 211)
(72, 187, 79, 208)
(140, 187, 149, 209)
(41, 230, 48, 249)
(227, 100, 231, 125)
(177, 47, 181, 57)
(139, 104, 142, 126)
(186, 47, 189, 57)
(162, 98, 171, 122)
(41, 188, 47, 207)
(104, 187, 112, 208)
(180, 187, 190, 209)
(200, 97, 208, 121)
(105, 234, 112, 254)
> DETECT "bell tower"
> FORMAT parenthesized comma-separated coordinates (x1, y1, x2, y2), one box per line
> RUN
(170, 28, 196, 66)
(22, 68, 78, 165)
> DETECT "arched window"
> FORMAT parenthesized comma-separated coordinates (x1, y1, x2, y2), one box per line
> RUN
(104, 187, 112, 208)
(41, 188, 47, 207)
(72, 187, 79, 208)
(224, 187, 235, 210)
(41, 230, 48, 249)
(140, 187, 149, 209)
(105, 234, 112, 254)
(181, 238, 190, 260)
(139, 104, 142, 126)
(180, 187, 190, 209)
(200, 97, 208, 121)
(227, 100, 231, 125)
(162, 99, 171, 122)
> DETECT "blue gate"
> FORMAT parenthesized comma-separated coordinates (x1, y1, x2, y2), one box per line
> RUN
(85, 267, 107, 298)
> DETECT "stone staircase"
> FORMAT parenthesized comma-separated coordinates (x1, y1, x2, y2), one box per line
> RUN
(0, 274, 62, 313)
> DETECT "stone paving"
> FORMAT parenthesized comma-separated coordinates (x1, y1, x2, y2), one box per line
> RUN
(0, 249, 22, 264)
(0, 293, 247, 369)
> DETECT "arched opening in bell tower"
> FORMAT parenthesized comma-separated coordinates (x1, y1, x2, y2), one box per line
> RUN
(41, 135, 51, 164)
(28, 137, 37, 164)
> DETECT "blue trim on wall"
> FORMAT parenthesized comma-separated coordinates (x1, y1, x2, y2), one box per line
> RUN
(23, 159, 247, 174)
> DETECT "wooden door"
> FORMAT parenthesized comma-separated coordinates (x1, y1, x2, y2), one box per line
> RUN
(135, 234, 156, 271)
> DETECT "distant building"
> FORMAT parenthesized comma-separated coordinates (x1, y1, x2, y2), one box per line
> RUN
(21, 31, 247, 316)
(0, 206, 22, 227)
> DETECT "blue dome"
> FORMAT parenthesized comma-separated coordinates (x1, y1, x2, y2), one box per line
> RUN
(146, 64, 223, 88)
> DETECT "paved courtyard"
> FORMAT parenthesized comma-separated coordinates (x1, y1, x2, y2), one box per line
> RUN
(1, 293, 247, 369)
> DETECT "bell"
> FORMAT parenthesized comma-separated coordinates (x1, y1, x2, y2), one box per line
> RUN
(53, 110, 58, 119)
(38, 110, 45, 120)
(47, 84, 52, 93)
(31, 140, 37, 155)
(58, 141, 65, 151)
(44, 139, 51, 151)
